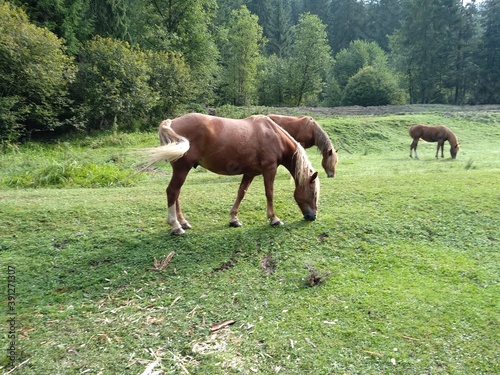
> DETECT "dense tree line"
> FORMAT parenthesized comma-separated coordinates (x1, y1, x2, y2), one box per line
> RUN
(1, 0, 499, 142)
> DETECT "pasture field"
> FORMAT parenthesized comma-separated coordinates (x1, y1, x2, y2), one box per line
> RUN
(1, 109, 499, 374)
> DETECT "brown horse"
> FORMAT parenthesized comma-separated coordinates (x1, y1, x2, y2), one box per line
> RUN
(409, 124, 460, 159)
(143, 113, 319, 235)
(268, 114, 338, 177)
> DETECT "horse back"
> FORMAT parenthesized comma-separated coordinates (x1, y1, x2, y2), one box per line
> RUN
(170, 113, 295, 175)
(410, 124, 450, 142)
(268, 114, 315, 148)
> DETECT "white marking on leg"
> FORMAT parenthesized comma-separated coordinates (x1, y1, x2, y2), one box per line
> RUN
(168, 203, 184, 235)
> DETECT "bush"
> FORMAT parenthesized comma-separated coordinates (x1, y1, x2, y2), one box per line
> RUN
(0, 3, 76, 142)
(342, 66, 404, 106)
(73, 36, 156, 131)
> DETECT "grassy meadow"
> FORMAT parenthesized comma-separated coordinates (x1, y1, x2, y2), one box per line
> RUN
(1, 109, 499, 374)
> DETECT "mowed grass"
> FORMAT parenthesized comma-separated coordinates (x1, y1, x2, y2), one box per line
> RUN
(1, 111, 499, 374)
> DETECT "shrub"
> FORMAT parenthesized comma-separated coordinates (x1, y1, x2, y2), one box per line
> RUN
(342, 66, 404, 106)
(0, 3, 76, 142)
(73, 36, 156, 131)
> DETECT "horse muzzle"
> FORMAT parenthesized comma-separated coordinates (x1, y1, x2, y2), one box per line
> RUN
(303, 209, 317, 221)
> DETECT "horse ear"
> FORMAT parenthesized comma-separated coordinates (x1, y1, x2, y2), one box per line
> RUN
(328, 149, 333, 156)
(310, 171, 318, 183)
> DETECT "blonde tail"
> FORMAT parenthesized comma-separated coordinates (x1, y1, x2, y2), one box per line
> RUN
(140, 120, 190, 170)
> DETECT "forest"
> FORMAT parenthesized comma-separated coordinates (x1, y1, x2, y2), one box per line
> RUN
(1, 0, 499, 142)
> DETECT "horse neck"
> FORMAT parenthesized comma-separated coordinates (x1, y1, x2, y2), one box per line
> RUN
(314, 123, 333, 156)
(447, 129, 458, 146)
(290, 147, 312, 189)
(278, 129, 311, 188)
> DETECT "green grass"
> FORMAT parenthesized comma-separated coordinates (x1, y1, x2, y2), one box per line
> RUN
(1, 111, 499, 374)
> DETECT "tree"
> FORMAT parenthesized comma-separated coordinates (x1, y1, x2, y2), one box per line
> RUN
(364, 0, 403, 51)
(257, 54, 289, 105)
(288, 13, 332, 106)
(74, 36, 155, 130)
(90, 0, 132, 42)
(147, 51, 194, 120)
(142, 0, 219, 105)
(328, 0, 367, 53)
(11, 0, 94, 55)
(389, 0, 463, 104)
(477, 0, 500, 103)
(264, 0, 293, 57)
(335, 40, 389, 88)
(219, 6, 265, 105)
(0, 2, 76, 142)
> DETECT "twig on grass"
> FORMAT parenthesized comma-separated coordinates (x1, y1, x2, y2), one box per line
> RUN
(363, 350, 384, 358)
(210, 319, 236, 332)
(402, 335, 421, 341)
(4, 358, 31, 375)
(148, 251, 175, 272)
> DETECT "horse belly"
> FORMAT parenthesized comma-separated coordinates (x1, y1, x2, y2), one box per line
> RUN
(198, 152, 262, 176)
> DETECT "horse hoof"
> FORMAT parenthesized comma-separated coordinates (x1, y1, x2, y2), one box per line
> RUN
(271, 220, 284, 227)
(229, 220, 242, 227)
(181, 222, 192, 230)
(170, 227, 185, 236)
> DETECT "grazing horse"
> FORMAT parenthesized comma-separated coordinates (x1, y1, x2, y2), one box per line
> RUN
(143, 113, 319, 235)
(268, 114, 338, 177)
(409, 124, 460, 159)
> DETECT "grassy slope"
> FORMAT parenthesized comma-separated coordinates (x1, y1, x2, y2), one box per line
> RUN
(1, 111, 499, 374)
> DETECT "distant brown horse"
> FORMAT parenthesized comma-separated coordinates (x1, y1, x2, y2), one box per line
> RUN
(409, 124, 460, 159)
(143, 113, 319, 235)
(268, 114, 338, 177)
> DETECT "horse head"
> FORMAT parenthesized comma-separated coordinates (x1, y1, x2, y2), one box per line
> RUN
(322, 148, 338, 178)
(451, 143, 460, 159)
(294, 170, 319, 221)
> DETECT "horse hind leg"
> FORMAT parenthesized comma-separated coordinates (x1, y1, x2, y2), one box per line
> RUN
(410, 139, 419, 159)
(176, 198, 191, 230)
(436, 141, 444, 159)
(167, 202, 185, 235)
(229, 175, 254, 227)
(166, 167, 190, 235)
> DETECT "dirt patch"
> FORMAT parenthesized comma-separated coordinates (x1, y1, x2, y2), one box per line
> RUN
(270, 104, 500, 117)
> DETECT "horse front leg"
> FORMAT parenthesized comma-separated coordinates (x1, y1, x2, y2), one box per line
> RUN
(166, 167, 190, 235)
(229, 174, 254, 227)
(263, 170, 283, 226)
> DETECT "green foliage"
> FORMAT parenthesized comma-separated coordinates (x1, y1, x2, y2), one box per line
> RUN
(263, 0, 293, 58)
(342, 66, 405, 106)
(257, 54, 290, 106)
(219, 6, 265, 106)
(147, 50, 194, 121)
(335, 40, 389, 87)
(389, 0, 466, 104)
(0, 96, 25, 145)
(478, 0, 500, 103)
(13, 0, 94, 55)
(138, 0, 219, 105)
(288, 13, 332, 105)
(0, 2, 76, 141)
(74, 36, 156, 131)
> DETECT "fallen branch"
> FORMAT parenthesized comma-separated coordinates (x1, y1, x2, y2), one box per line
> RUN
(363, 350, 384, 358)
(210, 320, 236, 332)
(148, 251, 175, 272)
(4, 358, 31, 375)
